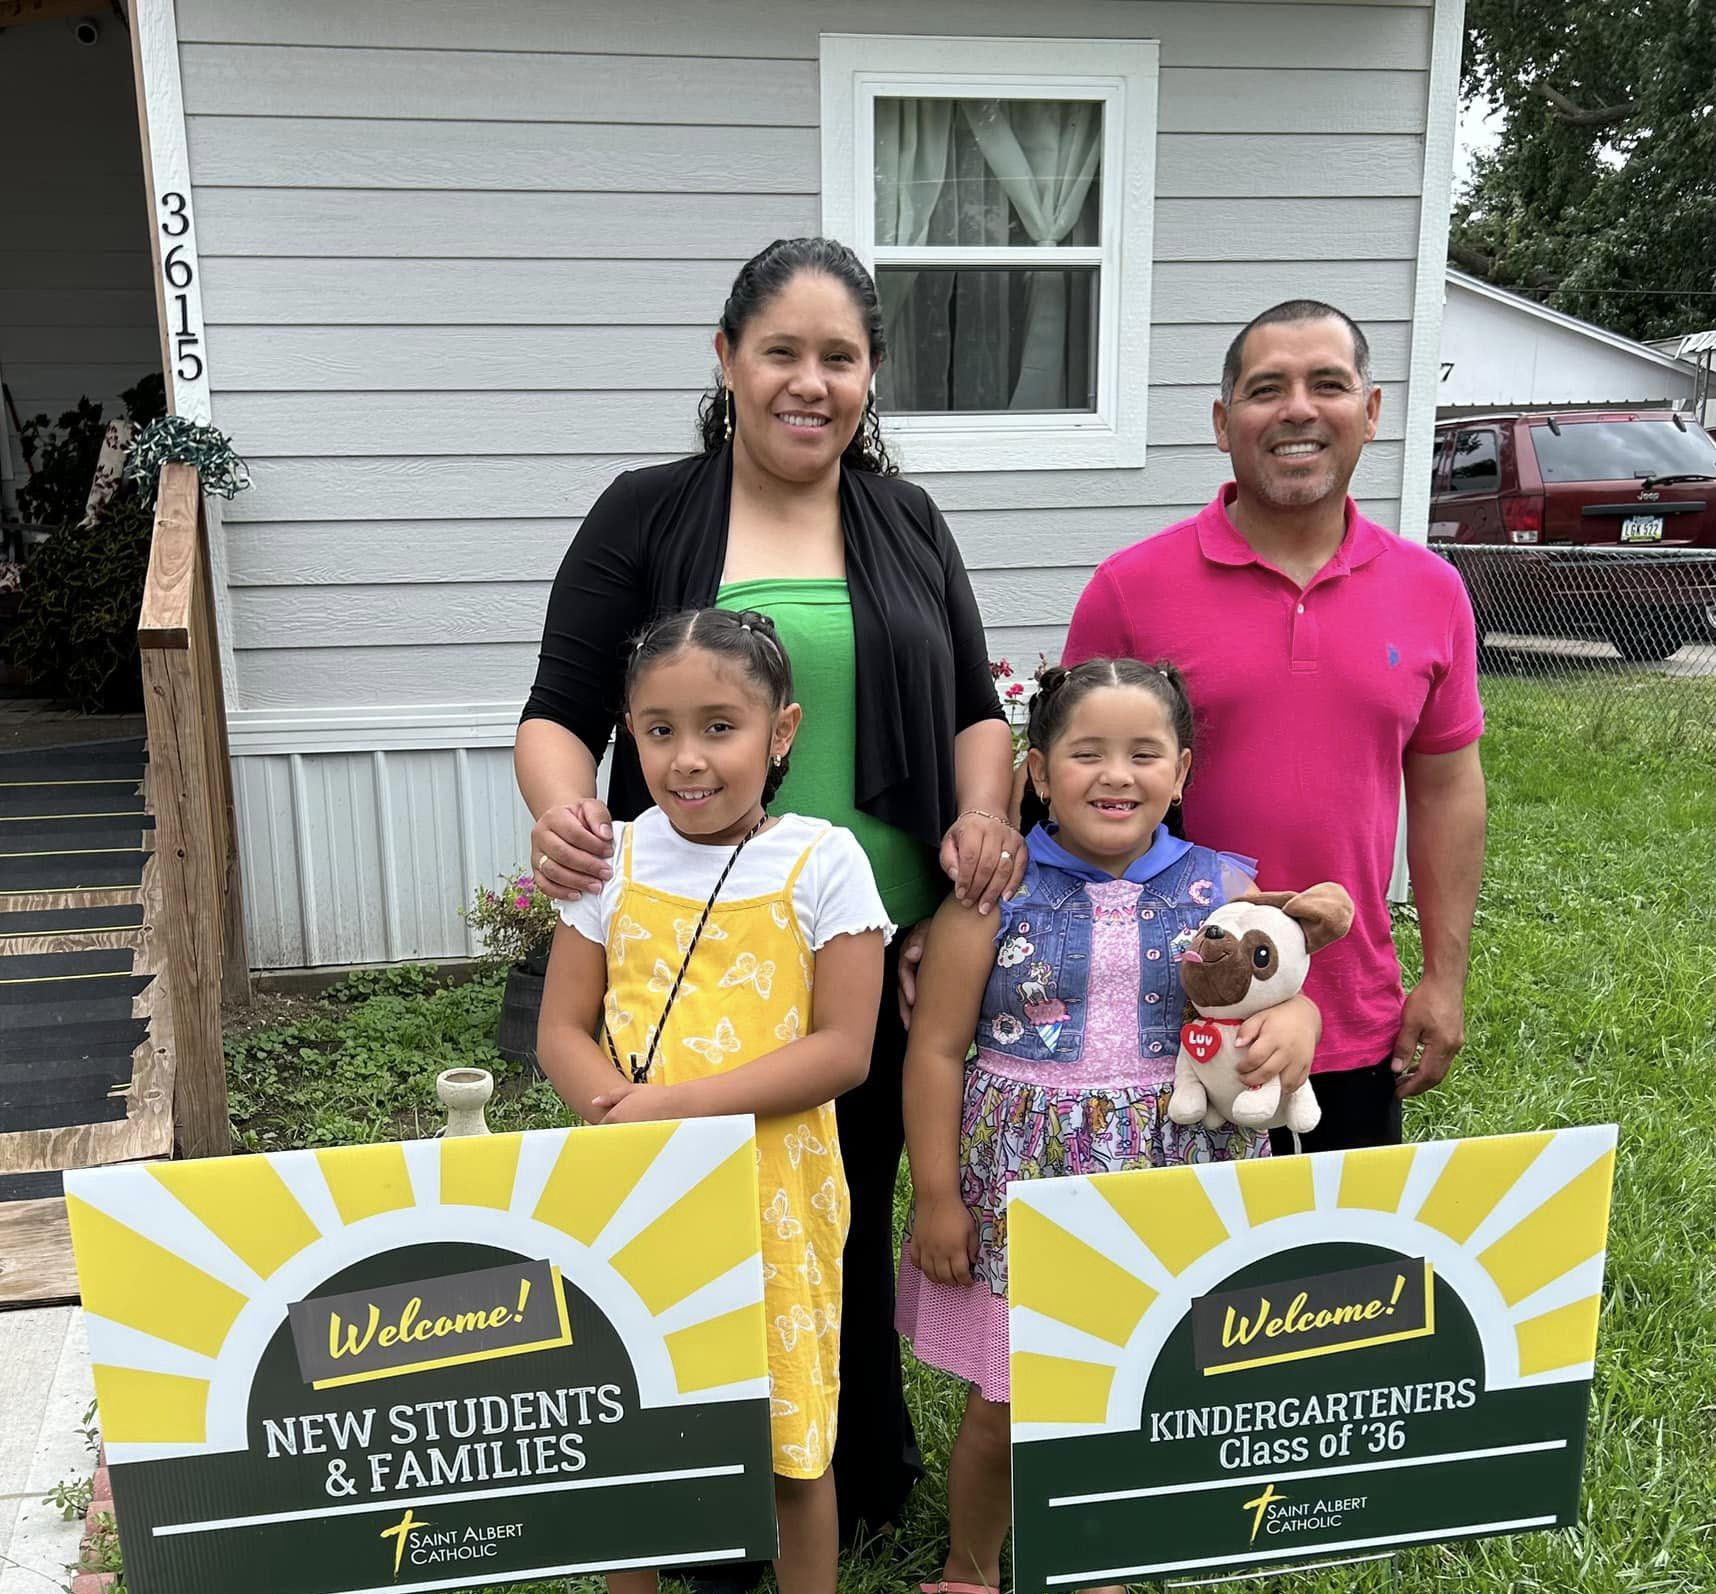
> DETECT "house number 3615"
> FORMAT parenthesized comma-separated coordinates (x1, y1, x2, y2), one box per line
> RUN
(158, 190, 203, 382)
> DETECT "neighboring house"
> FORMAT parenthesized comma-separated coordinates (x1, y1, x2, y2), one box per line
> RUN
(1647, 331, 1715, 428)
(1439, 268, 1701, 419)
(105, 0, 1462, 969)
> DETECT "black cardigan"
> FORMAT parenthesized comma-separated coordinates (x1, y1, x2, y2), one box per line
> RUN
(520, 446, 1006, 851)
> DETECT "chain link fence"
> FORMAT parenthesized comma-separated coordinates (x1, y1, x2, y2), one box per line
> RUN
(1435, 544, 1716, 750)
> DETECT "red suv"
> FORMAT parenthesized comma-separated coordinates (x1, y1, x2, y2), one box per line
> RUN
(1429, 410, 1716, 659)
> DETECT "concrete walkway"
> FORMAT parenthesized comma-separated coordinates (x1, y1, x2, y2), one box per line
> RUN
(0, 1308, 94, 1594)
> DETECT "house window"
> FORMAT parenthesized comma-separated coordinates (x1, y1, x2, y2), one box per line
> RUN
(821, 35, 1159, 471)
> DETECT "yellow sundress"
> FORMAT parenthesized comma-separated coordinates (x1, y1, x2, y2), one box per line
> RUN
(602, 825, 848, 1479)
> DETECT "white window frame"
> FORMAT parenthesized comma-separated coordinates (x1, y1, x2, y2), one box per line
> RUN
(820, 33, 1158, 473)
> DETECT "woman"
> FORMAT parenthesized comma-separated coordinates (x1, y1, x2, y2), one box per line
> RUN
(516, 236, 1022, 1542)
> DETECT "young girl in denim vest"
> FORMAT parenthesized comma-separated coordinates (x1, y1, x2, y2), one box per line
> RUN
(897, 658, 1322, 1594)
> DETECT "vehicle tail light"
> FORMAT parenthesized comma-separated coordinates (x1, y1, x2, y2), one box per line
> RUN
(1502, 494, 1544, 544)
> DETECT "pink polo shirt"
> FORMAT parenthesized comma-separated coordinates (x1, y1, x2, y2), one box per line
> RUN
(1064, 485, 1483, 1074)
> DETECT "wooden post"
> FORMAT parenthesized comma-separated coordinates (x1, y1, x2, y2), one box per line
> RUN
(139, 463, 230, 1158)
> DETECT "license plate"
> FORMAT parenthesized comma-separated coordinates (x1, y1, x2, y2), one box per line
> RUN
(1621, 515, 1664, 541)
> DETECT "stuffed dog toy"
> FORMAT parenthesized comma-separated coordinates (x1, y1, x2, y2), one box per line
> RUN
(1167, 884, 1355, 1136)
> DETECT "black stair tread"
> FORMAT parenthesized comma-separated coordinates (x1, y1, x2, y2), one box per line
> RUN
(0, 903, 145, 937)
(0, 1170, 66, 1202)
(0, 785, 145, 819)
(0, 1060, 134, 1105)
(0, 736, 147, 773)
(0, 816, 153, 851)
(0, 1096, 129, 1133)
(0, 986, 152, 1032)
(1, 851, 149, 892)
(0, 1065, 133, 1108)
(0, 981, 152, 1029)
(0, 1044, 142, 1077)
(0, 1017, 150, 1064)
(0, 948, 137, 981)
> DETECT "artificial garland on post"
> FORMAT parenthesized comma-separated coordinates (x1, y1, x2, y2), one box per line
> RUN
(126, 414, 253, 502)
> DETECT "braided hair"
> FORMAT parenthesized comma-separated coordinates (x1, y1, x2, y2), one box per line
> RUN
(1020, 658, 1197, 837)
(624, 607, 797, 805)
(695, 237, 898, 477)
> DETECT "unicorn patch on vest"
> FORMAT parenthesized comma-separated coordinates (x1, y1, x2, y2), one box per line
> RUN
(1017, 960, 1069, 1050)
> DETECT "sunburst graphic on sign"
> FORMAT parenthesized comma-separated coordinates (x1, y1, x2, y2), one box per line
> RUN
(1008, 1126, 1616, 1440)
(64, 1119, 770, 1464)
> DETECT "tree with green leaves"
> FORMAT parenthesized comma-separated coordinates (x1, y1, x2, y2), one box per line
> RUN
(1451, 0, 1715, 342)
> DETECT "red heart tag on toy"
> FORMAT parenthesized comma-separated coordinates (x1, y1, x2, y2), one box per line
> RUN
(1181, 1019, 1224, 1063)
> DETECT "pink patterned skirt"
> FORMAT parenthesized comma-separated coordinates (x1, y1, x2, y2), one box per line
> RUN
(896, 1048, 1269, 1403)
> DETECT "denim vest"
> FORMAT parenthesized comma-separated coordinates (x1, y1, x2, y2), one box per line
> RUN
(979, 843, 1236, 1067)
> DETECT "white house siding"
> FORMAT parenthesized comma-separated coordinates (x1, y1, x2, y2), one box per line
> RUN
(0, 23, 159, 432)
(171, 0, 1438, 967)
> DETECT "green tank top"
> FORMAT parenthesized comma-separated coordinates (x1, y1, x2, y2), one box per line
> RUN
(718, 577, 944, 927)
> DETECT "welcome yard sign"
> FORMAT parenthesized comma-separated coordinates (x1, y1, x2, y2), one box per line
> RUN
(1008, 1127, 1617, 1586)
(64, 1119, 779, 1594)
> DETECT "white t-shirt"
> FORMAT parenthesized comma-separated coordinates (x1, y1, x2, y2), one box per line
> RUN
(559, 808, 895, 954)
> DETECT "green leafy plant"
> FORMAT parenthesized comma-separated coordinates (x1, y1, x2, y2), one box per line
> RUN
(8, 375, 168, 711)
(44, 1476, 92, 1522)
(77, 1510, 125, 1581)
(9, 498, 155, 711)
(325, 963, 442, 1005)
(224, 971, 532, 1152)
(16, 400, 108, 528)
(464, 869, 559, 974)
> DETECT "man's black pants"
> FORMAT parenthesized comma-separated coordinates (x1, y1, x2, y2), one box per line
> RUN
(1269, 1057, 1403, 1156)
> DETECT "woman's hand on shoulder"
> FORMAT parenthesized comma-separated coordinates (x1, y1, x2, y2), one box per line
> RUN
(532, 798, 615, 901)
(940, 809, 1026, 918)
(909, 1192, 979, 1286)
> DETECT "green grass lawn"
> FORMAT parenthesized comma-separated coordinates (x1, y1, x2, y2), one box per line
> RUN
(212, 674, 1713, 1594)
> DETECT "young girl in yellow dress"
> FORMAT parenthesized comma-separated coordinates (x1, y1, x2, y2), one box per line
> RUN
(536, 607, 890, 1594)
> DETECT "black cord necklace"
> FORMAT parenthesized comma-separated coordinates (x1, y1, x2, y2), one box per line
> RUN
(605, 810, 769, 1086)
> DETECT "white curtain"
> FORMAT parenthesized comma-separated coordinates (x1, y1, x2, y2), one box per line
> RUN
(874, 99, 953, 410)
(871, 99, 1101, 412)
(957, 100, 1102, 409)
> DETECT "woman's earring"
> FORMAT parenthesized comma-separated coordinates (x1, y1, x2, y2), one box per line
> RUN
(1170, 793, 1183, 807)
(724, 388, 734, 442)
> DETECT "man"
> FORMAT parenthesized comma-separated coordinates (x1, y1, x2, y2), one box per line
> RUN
(1064, 300, 1486, 1151)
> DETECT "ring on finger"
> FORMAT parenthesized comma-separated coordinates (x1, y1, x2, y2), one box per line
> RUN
(538, 852, 550, 872)
(999, 849, 1012, 863)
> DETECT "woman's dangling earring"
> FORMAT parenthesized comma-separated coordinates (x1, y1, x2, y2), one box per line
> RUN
(724, 387, 734, 443)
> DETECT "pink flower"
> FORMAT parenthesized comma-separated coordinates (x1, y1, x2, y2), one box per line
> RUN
(1005, 683, 1025, 699)
(515, 894, 531, 910)
(517, 872, 535, 889)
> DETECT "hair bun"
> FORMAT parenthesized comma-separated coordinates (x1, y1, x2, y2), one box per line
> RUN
(1033, 663, 1070, 695)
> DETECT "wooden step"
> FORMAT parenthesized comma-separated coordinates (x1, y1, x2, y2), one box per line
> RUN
(0, 736, 172, 1305)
